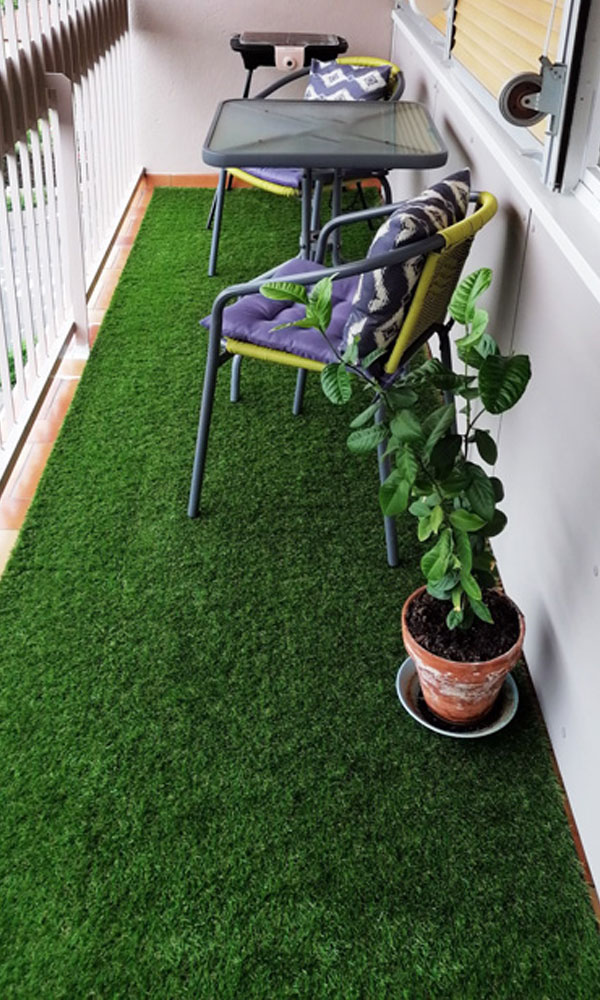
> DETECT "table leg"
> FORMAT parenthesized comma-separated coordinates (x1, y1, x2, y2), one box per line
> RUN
(208, 168, 227, 276)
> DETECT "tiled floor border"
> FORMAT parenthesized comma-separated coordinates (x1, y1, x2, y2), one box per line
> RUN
(0, 171, 598, 928)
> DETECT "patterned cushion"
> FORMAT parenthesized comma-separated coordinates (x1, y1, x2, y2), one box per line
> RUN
(343, 170, 471, 368)
(304, 59, 391, 102)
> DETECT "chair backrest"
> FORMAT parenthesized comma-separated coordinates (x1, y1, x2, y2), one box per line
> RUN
(335, 56, 403, 101)
(384, 191, 498, 374)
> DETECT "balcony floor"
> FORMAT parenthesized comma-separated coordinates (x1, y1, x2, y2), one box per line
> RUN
(0, 182, 598, 996)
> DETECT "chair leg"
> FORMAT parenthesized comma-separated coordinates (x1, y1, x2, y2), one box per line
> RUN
(330, 170, 343, 266)
(208, 169, 227, 276)
(380, 174, 393, 205)
(310, 178, 324, 258)
(293, 368, 307, 416)
(355, 182, 377, 231)
(188, 333, 221, 518)
(376, 405, 399, 568)
(230, 354, 242, 402)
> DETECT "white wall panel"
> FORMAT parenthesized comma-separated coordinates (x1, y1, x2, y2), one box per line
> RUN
(130, 0, 394, 173)
(393, 15, 600, 890)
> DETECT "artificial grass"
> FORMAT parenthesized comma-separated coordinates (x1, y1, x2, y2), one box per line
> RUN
(0, 187, 598, 999)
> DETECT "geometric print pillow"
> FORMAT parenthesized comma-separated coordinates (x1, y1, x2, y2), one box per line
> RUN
(342, 170, 471, 369)
(304, 59, 391, 101)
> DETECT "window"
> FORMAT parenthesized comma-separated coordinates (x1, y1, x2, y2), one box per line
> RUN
(399, 0, 591, 191)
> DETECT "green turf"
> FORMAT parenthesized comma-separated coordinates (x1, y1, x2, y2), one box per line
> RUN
(0, 188, 598, 998)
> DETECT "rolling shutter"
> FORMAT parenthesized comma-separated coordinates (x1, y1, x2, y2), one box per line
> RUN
(452, 0, 564, 139)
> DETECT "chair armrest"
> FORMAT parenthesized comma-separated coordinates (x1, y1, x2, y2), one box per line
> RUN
(253, 68, 310, 99)
(389, 71, 405, 101)
(315, 204, 403, 261)
(315, 189, 484, 262)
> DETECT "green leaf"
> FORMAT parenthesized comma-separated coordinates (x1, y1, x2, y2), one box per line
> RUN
(414, 358, 461, 391)
(349, 399, 380, 429)
(347, 423, 387, 454)
(379, 477, 410, 516)
(460, 571, 482, 601)
(342, 335, 359, 366)
(427, 571, 460, 600)
(430, 434, 461, 476)
(490, 476, 504, 502)
(474, 429, 497, 465)
(361, 345, 387, 369)
(387, 387, 419, 409)
(472, 550, 494, 573)
(479, 354, 532, 414)
(417, 504, 444, 541)
(449, 268, 492, 323)
(308, 276, 333, 332)
(390, 410, 423, 444)
(446, 608, 464, 630)
(397, 444, 418, 485)
(409, 500, 430, 517)
(465, 465, 496, 522)
(321, 364, 352, 406)
(449, 509, 486, 532)
(423, 406, 456, 460)
(260, 281, 309, 305)
(440, 465, 471, 498)
(486, 509, 508, 537)
(418, 514, 434, 542)
(453, 528, 472, 574)
(468, 596, 494, 624)
(455, 309, 488, 351)
(421, 528, 452, 584)
(457, 332, 499, 370)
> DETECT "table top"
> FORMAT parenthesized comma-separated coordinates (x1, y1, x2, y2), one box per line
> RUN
(203, 99, 448, 171)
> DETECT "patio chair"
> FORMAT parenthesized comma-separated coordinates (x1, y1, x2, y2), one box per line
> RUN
(189, 172, 497, 566)
(206, 56, 405, 276)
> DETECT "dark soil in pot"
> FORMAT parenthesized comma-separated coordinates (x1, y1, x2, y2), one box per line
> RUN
(405, 590, 520, 662)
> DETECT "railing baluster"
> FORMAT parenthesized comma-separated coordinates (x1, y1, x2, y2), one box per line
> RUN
(0, 0, 138, 483)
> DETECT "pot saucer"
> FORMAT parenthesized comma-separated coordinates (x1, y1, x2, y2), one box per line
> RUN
(396, 657, 519, 739)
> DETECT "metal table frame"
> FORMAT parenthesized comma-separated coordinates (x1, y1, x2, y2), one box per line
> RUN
(203, 98, 448, 266)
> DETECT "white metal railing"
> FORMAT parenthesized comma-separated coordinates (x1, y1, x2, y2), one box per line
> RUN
(0, 0, 138, 485)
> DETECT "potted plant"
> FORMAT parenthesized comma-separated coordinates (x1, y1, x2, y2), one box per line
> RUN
(261, 267, 531, 725)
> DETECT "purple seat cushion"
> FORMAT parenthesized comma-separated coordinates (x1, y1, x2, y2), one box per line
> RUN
(202, 258, 359, 364)
(236, 166, 303, 190)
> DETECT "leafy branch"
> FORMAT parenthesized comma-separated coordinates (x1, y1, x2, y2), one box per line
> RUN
(261, 268, 531, 630)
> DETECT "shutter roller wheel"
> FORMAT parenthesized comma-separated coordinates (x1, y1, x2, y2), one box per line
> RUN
(498, 72, 545, 127)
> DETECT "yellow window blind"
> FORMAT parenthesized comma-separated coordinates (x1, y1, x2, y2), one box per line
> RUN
(429, 10, 448, 34)
(452, 0, 564, 139)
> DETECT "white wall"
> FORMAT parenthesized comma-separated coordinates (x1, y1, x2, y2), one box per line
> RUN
(392, 13, 600, 890)
(129, 0, 394, 174)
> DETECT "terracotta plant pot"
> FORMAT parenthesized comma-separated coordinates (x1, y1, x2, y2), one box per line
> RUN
(401, 586, 525, 725)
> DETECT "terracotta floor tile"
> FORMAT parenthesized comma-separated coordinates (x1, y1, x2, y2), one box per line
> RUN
(115, 233, 135, 248)
(89, 324, 101, 349)
(0, 497, 30, 530)
(106, 245, 130, 270)
(88, 308, 106, 325)
(145, 174, 171, 188)
(94, 271, 122, 311)
(10, 442, 55, 500)
(137, 189, 154, 208)
(37, 377, 62, 420)
(57, 357, 86, 378)
(29, 380, 79, 444)
(173, 174, 217, 188)
(0, 530, 19, 574)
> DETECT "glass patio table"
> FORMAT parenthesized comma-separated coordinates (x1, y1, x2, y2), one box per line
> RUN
(203, 98, 448, 262)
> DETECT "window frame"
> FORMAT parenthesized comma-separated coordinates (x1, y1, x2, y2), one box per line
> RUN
(394, 0, 590, 193)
